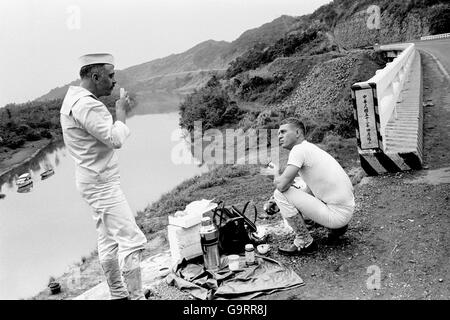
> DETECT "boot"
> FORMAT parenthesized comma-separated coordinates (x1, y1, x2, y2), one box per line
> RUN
(122, 267, 145, 300)
(122, 251, 145, 300)
(100, 259, 129, 300)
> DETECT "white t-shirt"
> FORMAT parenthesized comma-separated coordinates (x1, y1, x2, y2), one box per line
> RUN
(287, 140, 354, 206)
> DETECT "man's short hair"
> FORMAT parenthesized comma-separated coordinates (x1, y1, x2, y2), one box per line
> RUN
(280, 117, 306, 135)
(79, 63, 106, 79)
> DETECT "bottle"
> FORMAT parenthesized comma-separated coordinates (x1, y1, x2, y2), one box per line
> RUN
(245, 244, 256, 266)
(199, 217, 220, 271)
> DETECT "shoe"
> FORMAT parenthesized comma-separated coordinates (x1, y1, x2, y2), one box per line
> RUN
(304, 218, 317, 230)
(328, 225, 348, 240)
(278, 241, 318, 256)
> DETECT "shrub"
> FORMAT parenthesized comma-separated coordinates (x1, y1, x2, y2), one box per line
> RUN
(40, 129, 53, 139)
(428, 4, 450, 35)
(25, 130, 41, 141)
(6, 135, 25, 149)
(179, 77, 244, 132)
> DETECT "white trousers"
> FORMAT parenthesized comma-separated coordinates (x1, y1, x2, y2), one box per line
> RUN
(76, 178, 147, 269)
(273, 186, 354, 229)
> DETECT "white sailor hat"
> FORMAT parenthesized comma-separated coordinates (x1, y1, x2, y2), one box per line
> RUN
(78, 53, 114, 69)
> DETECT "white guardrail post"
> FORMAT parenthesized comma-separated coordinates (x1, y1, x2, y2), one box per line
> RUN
(420, 32, 450, 41)
(352, 43, 416, 152)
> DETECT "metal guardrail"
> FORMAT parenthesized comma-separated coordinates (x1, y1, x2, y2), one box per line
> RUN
(352, 43, 416, 150)
(420, 33, 450, 41)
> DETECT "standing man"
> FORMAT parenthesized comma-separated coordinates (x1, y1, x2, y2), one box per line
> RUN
(261, 118, 355, 255)
(60, 53, 147, 300)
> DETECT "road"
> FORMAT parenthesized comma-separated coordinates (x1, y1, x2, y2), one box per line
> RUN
(414, 38, 450, 80)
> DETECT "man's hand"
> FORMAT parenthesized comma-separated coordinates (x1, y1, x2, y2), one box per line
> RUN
(115, 89, 131, 123)
(260, 161, 279, 176)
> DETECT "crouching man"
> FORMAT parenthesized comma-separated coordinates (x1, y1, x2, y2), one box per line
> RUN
(261, 118, 355, 255)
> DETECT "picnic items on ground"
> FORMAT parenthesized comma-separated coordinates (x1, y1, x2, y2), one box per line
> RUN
(167, 199, 268, 268)
(166, 255, 304, 300)
(165, 199, 305, 299)
(167, 199, 218, 264)
(212, 201, 266, 255)
(245, 244, 256, 266)
(199, 217, 220, 272)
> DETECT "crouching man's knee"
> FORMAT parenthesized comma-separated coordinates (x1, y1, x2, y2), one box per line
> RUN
(273, 189, 298, 219)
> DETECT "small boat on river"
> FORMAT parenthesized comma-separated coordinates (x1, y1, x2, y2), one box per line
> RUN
(16, 173, 33, 188)
(16, 173, 33, 192)
(40, 168, 55, 180)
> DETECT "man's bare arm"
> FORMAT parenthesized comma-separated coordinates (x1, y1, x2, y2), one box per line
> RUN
(273, 164, 300, 193)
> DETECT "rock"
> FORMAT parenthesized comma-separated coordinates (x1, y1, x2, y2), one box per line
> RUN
(438, 278, 443, 283)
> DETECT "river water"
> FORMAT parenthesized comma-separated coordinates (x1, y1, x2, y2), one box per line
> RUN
(0, 112, 207, 300)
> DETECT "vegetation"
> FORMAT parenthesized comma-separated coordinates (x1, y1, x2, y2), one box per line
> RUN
(0, 95, 118, 150)
(136, 164, 257, 235)
(0, 99, 62, 149)
(179, 75, 244, 132)
(225, 24, 328, 79)
(310, 0, 450, 31)
(428, 3, 450, 35)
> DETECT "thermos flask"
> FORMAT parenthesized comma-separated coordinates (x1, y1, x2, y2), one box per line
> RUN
(200, 216, 220, 271)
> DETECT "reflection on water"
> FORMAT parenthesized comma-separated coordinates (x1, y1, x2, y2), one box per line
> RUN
(16, 184, 34, 193)
(40, 169, 55, 180)
(0, 112, 207, 300)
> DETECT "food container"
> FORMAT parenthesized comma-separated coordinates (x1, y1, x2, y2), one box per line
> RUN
(257, 244, 271, 255)
(228, 255, 240, 271)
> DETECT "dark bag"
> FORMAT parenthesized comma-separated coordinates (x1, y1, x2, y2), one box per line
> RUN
(212, 201, 258, 255)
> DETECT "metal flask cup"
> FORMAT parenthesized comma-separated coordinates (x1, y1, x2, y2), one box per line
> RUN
(199, 217, 220, 271)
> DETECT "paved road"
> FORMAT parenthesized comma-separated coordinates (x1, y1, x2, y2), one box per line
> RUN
(414, 38, 450, 79)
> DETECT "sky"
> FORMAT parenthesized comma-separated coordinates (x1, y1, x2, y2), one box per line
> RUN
(0, 0, 331, 107)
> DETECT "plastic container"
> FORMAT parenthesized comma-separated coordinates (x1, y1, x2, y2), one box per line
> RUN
(228, 255, 240, 271)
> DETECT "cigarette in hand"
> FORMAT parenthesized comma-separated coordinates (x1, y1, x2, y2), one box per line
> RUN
(120, 88, 125, 98)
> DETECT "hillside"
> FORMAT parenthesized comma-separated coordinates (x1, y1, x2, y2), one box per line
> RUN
(179, 0, 449, 138)
(34, 0, 449, 117)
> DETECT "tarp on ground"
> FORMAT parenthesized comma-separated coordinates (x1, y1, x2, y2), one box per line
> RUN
(166, 255, 304, 300)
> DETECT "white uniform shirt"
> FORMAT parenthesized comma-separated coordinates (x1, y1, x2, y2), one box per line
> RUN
(60, 86, 130, 183)
(287, 141, 354, 206)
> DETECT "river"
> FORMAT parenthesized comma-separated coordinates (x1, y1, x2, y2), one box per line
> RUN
(0, 112, 207, 300)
